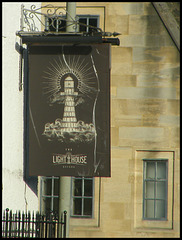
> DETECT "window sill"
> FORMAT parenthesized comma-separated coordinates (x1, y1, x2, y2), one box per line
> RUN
(71, 215, 93, 218)
(143, 218, 167, 221)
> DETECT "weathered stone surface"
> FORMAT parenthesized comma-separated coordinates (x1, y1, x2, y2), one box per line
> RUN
(106, 15, 129, 35)
(117, 87, 176, 99)
(119, 126, 164, 140)
(159, 115, 180, 126)
(111, 99, 167, 116)
(111, 47, 132, 63)
(111, 75, 137, 87)
(166, 100, 180, 115)
(129, 15, 166, 35)
(107, 2, 144, 16)
(133, 47, 180, 64)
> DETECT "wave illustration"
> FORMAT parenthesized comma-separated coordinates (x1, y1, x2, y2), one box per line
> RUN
(43, 119, 96, 143)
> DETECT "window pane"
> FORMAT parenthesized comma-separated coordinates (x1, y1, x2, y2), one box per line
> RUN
(145, 181, 155, 198)
(54, 178, 59, 196)
(73, 198, 82, 215)
(44, 179, 52, 195)
(145, 162, 155, 179)
(45, 198, 51, 213)
(156, 182, 166, 199)
(155, 200, 166, 219)
(79, 18, 87, 32)
(157, 162, 167, 179)
(54, 198, 59, 214)
(74, 179, 82, 196)
(84, 179, 93, 196)
(144, 200, 154, 218)
(84, 198, 92, 216)
(89, 18, 98, 32)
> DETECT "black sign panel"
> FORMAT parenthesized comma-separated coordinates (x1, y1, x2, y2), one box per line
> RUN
(27, 44, 110, 177)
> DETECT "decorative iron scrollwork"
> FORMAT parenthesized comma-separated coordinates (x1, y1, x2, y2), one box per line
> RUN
(19, 4, 103, 34)
(21, 4, 67, 32)
(17, 4, 121, 37)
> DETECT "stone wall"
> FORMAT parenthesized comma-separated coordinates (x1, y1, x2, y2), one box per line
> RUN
(69, 2, 180, 238)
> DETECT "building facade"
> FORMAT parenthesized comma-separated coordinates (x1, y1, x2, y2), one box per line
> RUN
(2, 2, 180, 238)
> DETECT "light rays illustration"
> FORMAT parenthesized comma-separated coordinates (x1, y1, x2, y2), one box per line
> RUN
(42, 54, 98, 102)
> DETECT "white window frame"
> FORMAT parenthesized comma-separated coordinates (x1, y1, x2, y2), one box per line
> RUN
(134, 150, 174, 230)
(71, 177, 94, 218)
(143, 159, 168, 221)
(44, 14, 100, 33)
(39, 176, 60, 215)
(77, 15, 100, 33)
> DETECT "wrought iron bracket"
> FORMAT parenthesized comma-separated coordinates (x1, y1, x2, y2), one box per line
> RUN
(16, 4, 121, 91)
(16, 4, 121, 38)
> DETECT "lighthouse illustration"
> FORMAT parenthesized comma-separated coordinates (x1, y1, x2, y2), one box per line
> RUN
(60, 75, 78, 132)
(42, 56, 97, 143)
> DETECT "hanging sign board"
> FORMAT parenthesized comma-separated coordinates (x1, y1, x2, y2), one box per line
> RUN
(27, 44, 110, 177)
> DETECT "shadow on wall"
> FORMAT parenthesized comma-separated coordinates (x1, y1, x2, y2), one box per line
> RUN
(24, 176, 38, 196)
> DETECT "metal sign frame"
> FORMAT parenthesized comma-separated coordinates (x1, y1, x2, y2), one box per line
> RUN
(25, 43, 111, 177)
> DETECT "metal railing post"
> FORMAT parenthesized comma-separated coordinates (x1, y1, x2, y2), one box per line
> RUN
(5, 208, 9, 238)
(63, 211, 67, 238)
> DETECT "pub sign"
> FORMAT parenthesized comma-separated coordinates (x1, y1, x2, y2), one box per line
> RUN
(26, 44, 110, 177)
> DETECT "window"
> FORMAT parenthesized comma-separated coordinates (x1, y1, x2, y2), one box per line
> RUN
(45, 15, 99, 33)
(143, 160, 168, 220)
(71, 177, 94, 218)
(39, 176, 94, 218)
(78, 15, 99, 33)
(40, 176, 60, 215)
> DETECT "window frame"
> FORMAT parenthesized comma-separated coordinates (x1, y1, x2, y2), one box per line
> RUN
(71, 177, 94, 218)
(44, 14, 100, 33)
(77, 15, 100, 33)
(134, 150, 174, 230)
(143, 159, 168, 221)
(39, 176, 60, 215)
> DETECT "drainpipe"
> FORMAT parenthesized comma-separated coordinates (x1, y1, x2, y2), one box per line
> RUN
(66, 2, 77, 33)
(59, 2, 76, 238)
